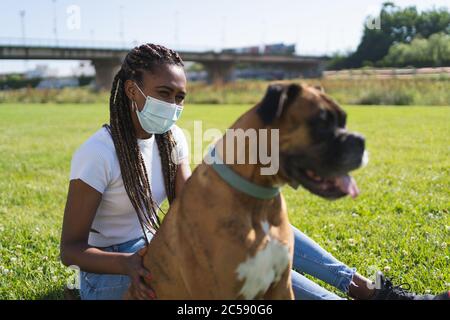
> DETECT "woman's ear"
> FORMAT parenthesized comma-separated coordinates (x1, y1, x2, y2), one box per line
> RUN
(124, 79, 138, 102)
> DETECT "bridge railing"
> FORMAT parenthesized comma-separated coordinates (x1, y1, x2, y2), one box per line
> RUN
(0, 37, 218, 52)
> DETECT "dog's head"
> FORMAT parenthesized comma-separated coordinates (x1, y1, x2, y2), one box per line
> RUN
(257, 83, 367, 200)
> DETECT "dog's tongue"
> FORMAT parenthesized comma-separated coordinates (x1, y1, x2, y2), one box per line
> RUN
(335, 175, 359, 198)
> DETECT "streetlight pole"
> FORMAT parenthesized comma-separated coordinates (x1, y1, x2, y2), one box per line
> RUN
(119, 5, 125, 48)
(19, 10, 26, 45)
(19, 10, 28, 71)
(90, 29, 95, 47)
(261, 19, 267, 54)
(220, 16, 226, 52)
(174, 10, 179, 50)
(52, 0, 59, 46)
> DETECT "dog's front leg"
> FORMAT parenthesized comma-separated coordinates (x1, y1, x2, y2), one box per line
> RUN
(262, 268, 294, 300)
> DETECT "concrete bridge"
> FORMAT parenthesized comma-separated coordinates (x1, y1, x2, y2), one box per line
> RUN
(0, 41, 327, 90)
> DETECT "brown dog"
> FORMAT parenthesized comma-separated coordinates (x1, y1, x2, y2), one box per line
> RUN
(124, 83, 366, 299)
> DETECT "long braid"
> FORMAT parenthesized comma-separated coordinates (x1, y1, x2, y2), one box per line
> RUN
(156, 133, 177, 204)
(104, 44, 184, 238)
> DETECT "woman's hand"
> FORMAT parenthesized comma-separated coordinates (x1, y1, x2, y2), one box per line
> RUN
(123, 246, 156, 300)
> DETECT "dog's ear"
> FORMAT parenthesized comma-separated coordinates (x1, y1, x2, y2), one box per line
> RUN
(257, 83, 301, 124)
(314, 85, 325, 93)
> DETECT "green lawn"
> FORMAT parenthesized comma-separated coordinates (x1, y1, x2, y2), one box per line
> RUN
(0, 103, 448, 299)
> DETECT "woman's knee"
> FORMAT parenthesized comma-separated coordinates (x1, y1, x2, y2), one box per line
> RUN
(80, 272, 131, 300)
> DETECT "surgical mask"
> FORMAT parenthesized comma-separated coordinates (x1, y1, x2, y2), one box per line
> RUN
(133, 83, 183, 134)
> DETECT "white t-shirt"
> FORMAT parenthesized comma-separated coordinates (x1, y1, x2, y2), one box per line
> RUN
(69, 125, 189, 248)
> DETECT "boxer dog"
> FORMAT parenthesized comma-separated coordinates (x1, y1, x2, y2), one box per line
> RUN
(124, 83, 366, 299)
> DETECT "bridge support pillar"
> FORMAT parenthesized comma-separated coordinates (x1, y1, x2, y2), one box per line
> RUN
(202, 61, 235, 84)
(92, 58, 122, 91)
(298, 62, 326, 78)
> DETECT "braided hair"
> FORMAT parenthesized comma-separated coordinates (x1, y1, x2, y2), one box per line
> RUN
(104, 43, 184, 240)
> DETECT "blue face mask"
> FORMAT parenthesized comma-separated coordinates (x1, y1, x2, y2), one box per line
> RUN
(134, 83, 183, 134)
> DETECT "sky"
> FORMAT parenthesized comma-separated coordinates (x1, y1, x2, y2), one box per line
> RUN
(0, 0, 448, 76)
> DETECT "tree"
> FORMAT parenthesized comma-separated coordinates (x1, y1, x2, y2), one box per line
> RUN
(329, 2, 450, 69)
(382, 33, 450, 67)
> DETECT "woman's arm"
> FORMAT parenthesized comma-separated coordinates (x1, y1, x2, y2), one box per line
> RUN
(60, 179, 127, 274)
(175, 160, 192, 197)
(60, 179, 154, 299)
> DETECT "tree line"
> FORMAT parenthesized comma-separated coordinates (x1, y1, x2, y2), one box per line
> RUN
(329, 2, 450, 69)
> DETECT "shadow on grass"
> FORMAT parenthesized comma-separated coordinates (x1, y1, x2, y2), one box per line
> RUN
(36, 287, 80, 300)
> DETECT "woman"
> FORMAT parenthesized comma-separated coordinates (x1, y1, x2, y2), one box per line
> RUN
(60, 43, 446, 300)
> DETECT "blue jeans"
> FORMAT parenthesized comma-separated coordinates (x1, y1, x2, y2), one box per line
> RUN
(80, 236, 149, 300)
(291, 226, 356, 300)
(80, 226, 356, 300)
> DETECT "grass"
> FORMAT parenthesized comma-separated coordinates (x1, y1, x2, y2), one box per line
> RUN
(0, 103, 448, 299)
(1, 77, 449, 106)
(186, 77, 450, 106)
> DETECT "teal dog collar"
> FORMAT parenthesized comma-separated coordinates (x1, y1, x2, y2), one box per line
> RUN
(209, 148, 280, 200)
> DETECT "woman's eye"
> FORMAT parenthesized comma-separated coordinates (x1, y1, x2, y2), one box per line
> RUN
(176, 96, 185, 104)
(159, 91, 169, 97)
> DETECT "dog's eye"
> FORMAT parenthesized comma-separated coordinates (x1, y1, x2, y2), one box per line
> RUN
(310, 110, 336, 140)
(317, 110, 330, 126)
(320, 110, 339, 127)
(319, 110, 327, 121)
